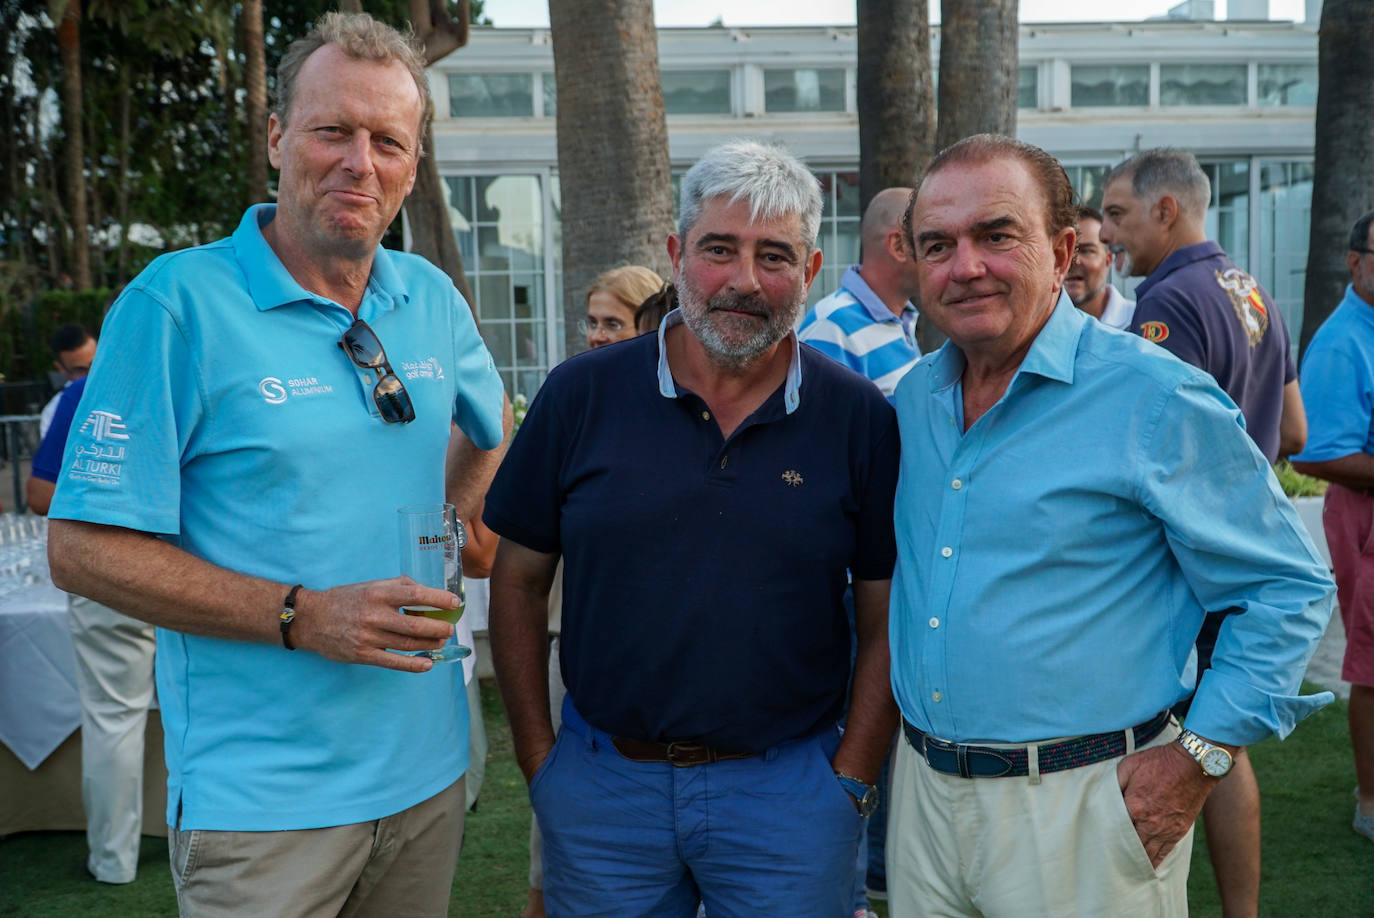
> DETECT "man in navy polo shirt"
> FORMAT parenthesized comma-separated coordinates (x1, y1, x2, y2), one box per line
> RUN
(1101, 147, 1307, 918)
(487, 140, 900, 918)
(46, 12, 507, 916)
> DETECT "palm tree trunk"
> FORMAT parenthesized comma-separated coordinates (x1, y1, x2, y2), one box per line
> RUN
(1300, 0, 1374, 353)
(549, 0, 674, 358)
(55, 0, 91, 289)
(935, 0, 1019, 151)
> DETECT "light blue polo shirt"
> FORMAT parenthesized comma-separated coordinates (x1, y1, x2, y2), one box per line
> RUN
(49, 205, 505, 831)
(1291, 285, 1374, 463)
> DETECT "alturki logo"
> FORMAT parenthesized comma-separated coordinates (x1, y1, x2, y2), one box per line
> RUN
(78, 410, 130, 441)
(69, 410, 130, 485)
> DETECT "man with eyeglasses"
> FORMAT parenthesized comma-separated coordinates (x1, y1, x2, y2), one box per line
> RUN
(45, 12, 507, 916)
(1291, 209, 1374, 845)
(487, 140, 899, 917)
(1065, 205, 1134, 330)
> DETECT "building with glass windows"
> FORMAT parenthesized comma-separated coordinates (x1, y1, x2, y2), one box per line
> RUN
(426, 18, 1317, 395)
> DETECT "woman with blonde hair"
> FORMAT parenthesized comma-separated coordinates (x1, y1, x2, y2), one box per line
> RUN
(579, 265, 664, 349)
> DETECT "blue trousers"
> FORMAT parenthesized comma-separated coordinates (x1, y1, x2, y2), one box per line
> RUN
(532, 697, 864, 918)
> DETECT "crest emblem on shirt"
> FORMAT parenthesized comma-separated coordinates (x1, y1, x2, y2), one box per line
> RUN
(1140, 321, 1170, 343)
(1214, 268, 1268, 347)
(782, 470, 803, 487)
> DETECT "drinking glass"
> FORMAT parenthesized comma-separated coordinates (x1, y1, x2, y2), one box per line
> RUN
(396, 503, 469, 663)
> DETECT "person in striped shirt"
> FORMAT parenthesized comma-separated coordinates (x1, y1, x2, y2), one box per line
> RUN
(799, 187, 921, 401)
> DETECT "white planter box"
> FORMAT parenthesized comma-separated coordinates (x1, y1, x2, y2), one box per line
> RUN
(1291, 495, 1330, 569)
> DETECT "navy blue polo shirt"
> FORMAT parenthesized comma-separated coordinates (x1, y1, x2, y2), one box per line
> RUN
(485, 315, 899, 752)
(1131, 241, 1296, 462)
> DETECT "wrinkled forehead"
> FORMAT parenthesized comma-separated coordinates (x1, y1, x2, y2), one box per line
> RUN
(913, 157, 1046, 234)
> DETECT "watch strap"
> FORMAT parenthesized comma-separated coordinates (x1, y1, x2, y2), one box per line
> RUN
(834, 772, 878, 817)
(279, 584, 303, 651)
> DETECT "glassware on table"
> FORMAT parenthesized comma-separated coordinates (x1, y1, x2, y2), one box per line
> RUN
(396, 503, 468, 663)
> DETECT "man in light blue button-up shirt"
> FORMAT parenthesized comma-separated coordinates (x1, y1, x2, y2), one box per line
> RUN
(885, 134, 1333, 918)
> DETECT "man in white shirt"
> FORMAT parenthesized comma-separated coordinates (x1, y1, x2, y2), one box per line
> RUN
(1066, 205, 1134, 330)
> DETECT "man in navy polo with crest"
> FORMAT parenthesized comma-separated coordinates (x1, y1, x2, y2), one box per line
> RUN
(486, 140, 899, 917)
(1100, 146, 1307, 918)
(46, 12, 507, 916)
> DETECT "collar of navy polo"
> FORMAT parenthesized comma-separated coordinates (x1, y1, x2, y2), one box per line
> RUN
(654, 307, 804, 415)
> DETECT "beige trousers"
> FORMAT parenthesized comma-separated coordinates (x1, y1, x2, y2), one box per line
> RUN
(170, 777, 465, 918)
(67, 593, 157, 883)
(886, 723, 1190, 918)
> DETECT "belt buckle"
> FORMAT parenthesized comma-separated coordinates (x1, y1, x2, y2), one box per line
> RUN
(922, 734, 958, 771)
(665, 741, 701, 767)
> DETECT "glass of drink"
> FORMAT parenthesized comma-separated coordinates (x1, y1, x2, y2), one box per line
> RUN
(396, 503, 469, 663)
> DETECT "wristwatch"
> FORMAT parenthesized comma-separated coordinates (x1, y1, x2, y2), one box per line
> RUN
(1176, 729, 1234, 778)
(834, 773, 879, 818)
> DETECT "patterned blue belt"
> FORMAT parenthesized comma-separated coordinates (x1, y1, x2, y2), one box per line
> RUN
(902, 710, 1172, 778)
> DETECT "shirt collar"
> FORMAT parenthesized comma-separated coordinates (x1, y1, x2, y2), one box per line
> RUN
(841, 265, 918, 325)
(656, 307, 804, 414)
(1134, 240, 1224, 302)
(925, 290, 1082, 392)
(232, 204, 410, 315)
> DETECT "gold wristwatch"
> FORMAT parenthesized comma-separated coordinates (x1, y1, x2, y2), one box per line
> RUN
(1176, 729, 1234, 778)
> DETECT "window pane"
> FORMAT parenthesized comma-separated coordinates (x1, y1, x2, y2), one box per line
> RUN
(1160, 64, 1246, 106)
(764, 68, 845, 112)
(1018, 66, 1037, 110)
(1259, 160, 1313, 348)
(542, 74, 557, 117)
(1070, 65, 1148, 107)
(1258, 63, 1316, 106)
(662, 70, 732, 114)
(448, 73, 534, 117)
(834, 172, 861, 218)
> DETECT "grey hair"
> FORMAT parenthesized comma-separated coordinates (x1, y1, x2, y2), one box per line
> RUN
(1103, 148, 1211, 223)
(1351, 210, 1374, 252)
(275, 12, 432, 145)
(678, 140, 823, 247)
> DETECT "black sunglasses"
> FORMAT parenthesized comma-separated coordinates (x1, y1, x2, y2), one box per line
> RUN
(338, 318, 415, 424)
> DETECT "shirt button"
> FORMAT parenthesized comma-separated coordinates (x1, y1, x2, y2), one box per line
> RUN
(951, 478, 962, 490)
(928, 617, 940, 629)
(941, 546, 953, 558)
(932, 691, 943, 703)
(720, 455, 728, 469)
(701, 411, 711, 421)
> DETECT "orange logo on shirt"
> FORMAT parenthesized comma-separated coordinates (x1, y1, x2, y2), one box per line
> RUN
(1140, 321, 1170, 343)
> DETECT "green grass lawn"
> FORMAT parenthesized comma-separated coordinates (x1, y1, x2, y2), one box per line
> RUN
(2, 681, 1370, 917)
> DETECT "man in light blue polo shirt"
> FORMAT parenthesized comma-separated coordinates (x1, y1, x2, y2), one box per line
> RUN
(887, 134, 1333, 917)
(46, 12, 507, 916)
(1291, 209, 1374, 843)
(799, 187, 920, 401)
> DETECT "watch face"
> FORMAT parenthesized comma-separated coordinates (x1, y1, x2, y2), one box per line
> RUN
(1201, 747, 1232, 776)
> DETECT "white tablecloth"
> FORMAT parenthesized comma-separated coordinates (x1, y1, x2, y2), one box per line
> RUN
(0, 578, 81, 769)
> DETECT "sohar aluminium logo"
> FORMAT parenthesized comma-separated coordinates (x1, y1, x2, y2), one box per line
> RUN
(259, 377, 288, 404)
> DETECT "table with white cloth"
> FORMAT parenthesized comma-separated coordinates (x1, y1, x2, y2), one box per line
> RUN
(0, 517, 166, 837)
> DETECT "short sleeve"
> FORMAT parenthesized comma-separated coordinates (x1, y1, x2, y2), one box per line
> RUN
(30, 382, 85, 483)
(448, 289, 506, 451)
(1133, 287, 1206, 369)
(1293, 344, 1374, 463)
(47, 288, 204, 535)
(850, 408, 900, 582)
(482, 370, 572, 554)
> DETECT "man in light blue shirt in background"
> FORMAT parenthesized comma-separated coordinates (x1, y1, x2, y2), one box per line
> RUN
(799, 187, 921, 401)
(885, 134, 1333, 918)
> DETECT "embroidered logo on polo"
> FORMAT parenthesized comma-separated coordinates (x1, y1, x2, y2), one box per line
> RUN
(1140, 321, 1170, 343)
(258, 375, 334, 404)
(400, 357, 444, 382)
(782, 470, 803, 487)
(1214, 268, 1269, 346)
(68, 410, 130, 485)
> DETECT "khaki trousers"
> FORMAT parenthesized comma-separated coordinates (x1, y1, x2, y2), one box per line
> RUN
(886, 722, 1190, 918)
(170, 777, 465, 918)
(67, 593, 157, 883)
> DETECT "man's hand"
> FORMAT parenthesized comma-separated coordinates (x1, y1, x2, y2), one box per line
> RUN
(292, 576, 460, 673)
(1116, 740, 1218, 867)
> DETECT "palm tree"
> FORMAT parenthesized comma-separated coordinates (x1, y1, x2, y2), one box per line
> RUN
(856, 0, 934, 214)
(52, 0, 90, 289)
(935, 0, 1018, 151)
(1300, 0, 1374, 352)
(548, 0, 674, 358)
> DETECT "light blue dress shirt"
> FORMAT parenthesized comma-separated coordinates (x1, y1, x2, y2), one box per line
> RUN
(1291, 285, 1374, 463)
(891, 293, 1334, 748)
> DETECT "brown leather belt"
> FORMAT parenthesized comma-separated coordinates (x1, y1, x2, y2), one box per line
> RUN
(611, 736, 755, 767)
